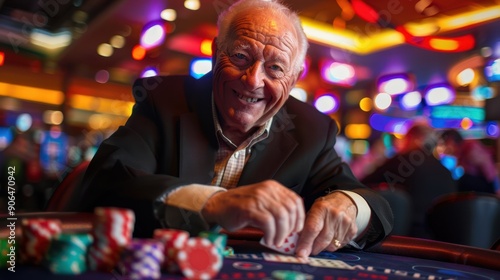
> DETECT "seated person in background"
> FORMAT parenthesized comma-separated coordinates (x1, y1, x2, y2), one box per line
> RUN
(77, 0, 393, 257)
(350, 137, 389, 180)
(438, 129, 499, 195)
(362, 123, 457, 238)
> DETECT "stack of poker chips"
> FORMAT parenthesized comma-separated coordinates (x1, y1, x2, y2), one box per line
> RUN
(87, 207, 135, 272)
(117, 239, 164, 279)
(20, 218, 62, 265)
(198, 231, 228, 257)
(153, 228, 189, 273)
(44, 233, 93, 274)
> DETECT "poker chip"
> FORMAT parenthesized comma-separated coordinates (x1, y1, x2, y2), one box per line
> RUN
(223, 246, 234, 257)
(271, 270, 314, 280)
(44, 233, 93, 274)
(153, 228, 189, 273)
(198, 231, 228, 257)
(117, 239, 164, 279)
(87, 207, 135, 272)
(177, 237, 223, 280)
(20, 218, 62, 265)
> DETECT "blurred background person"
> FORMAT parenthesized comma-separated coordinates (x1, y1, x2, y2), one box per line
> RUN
(362, 123, 457, 238)
(350, 137, 389, 181)
(438, 129, 499, 195)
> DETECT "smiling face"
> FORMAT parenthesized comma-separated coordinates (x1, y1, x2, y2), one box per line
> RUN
(212, 8, 302, 138)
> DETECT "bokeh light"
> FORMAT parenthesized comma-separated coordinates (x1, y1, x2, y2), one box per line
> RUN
(321, 61, 356, 86)
(377, 73, 412, 95)
(460, 117, 473, 130)
(359, 97, 372, 112)
(140, 23, 165, 49)
(314, 94, 339, 114)
(141, 67, 158, 77)
(290, 87, 308, 102)
(374, 92, 392, 110)
(97, 43, 113, 57)
(16, 113, 32, 132)
(486, 122, 499, 137)
(424, 84, 455, 106)
(401, 91, 422, 110)
(132, 45, 146, 60)
(161, 9, 177, 21)
(190, 58, 212, 79)
(456, 68, 474, 86)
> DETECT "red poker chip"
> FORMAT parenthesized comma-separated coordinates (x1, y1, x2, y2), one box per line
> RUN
(177, 237, 223, 280)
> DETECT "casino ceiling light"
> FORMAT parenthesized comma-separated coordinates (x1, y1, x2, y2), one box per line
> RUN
(0, 82, 64, 105)
(29, 29, 72, 50)
(301, 2, 500, 54)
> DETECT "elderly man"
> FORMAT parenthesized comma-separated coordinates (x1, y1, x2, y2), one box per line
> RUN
(79, 0, 393, 257)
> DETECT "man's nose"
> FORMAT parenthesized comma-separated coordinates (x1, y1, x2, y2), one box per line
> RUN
(243, 62, 265, 90)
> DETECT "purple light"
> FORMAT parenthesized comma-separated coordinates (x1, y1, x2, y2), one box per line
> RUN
(377, 73, 413, 95)
(369, 113, 411, 133)
(141, 67, 158, 77)
(140, 22, 166, 49)
(314, 94, 339, 114)
(320, 60, 356, 86)
(486, 122, 499, 137)
(424, 84, 455, 106)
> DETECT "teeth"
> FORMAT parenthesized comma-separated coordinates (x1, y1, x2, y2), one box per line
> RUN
(238, 94, 259, 103)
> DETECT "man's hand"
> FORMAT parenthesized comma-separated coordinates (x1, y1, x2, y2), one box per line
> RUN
(295, 192, 358, 257)
(201, 180, 305, 248)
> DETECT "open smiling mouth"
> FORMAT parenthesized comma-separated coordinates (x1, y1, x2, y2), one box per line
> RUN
(237, 93, 263, 104)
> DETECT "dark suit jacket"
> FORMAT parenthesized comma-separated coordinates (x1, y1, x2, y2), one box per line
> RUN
(78, 72, 393, 245)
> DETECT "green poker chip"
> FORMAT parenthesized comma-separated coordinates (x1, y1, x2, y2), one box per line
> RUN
(271, 270, 314, 280)
(44, 233, 93, 274)
(223, 246, 234, 256)
(198, 230, 227, 256)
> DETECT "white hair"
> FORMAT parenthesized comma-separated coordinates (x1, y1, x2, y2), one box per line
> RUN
(216, 0, 309, 74)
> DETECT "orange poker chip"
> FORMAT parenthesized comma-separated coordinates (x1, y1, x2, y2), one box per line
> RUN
(177, 237, 223, 280)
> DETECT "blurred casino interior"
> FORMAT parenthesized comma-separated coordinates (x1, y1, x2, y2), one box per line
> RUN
(0, 0, 500, 212)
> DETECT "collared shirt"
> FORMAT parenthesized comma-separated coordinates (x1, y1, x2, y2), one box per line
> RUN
(211, 100, 272, 188)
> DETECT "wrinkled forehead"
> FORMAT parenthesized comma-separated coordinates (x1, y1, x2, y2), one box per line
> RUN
(228, 8, 298, 47)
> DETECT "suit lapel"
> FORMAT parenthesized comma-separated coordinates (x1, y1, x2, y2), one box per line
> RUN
(179, 72, 217, 184)
(179, 113, 216, 183)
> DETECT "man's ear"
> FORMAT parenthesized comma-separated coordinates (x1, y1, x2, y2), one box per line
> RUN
(211, 38, 218, 70)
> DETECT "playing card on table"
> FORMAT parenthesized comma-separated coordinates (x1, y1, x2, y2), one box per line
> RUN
(259, 231, 299, 255)
(308, 257, 355, 270)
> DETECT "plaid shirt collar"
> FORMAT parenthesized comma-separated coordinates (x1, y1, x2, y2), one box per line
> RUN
(211, 95, 272, 149)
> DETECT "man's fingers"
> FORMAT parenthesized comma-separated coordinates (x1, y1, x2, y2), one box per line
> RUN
(295, 209, 324, 258)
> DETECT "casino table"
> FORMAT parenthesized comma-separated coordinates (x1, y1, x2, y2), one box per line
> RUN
(1, 212, 500, 279)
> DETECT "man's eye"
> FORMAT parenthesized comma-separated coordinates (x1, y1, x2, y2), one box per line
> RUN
(269, 64, 283, 72)
(233, 53, 247, 60)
